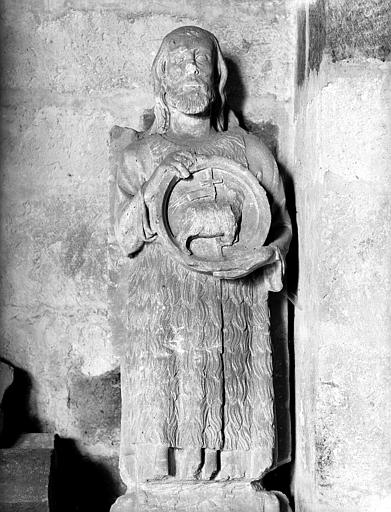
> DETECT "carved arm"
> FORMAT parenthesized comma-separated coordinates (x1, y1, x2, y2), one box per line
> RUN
(244, 133, 292, 289)
(114, 145, 157, 256)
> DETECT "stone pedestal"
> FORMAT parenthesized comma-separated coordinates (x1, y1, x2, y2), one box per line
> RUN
(111, 481, 291, 512)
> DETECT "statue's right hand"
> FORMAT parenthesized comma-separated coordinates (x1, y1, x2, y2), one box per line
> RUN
(157, 150, 196, 179)
(143, 151, 196, 204)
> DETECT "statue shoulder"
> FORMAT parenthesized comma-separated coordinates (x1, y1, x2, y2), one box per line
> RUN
(242, 131, 279, 191)
(123, 133, 158, 177)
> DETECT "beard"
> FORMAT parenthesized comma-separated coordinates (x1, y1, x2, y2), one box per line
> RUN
(165, 78, 215, 115)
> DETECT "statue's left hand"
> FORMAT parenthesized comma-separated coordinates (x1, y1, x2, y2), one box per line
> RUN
(213, 245, 279, 279)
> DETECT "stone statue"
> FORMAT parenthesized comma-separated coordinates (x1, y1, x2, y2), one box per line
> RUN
(111, 26, 292, 512)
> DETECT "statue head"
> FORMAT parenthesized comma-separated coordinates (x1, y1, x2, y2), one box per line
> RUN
(150, 26, 228, 134)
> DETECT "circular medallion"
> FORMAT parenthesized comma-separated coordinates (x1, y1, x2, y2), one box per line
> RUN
(151, 155, 271, 277)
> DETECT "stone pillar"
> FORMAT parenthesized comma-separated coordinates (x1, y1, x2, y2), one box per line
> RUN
(293, 1, 391, 510)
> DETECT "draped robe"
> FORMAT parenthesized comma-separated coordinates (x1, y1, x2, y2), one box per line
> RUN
(114, 129, 291, 482)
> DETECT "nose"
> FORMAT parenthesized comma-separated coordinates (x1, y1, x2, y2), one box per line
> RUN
(185, 60, 199, 75)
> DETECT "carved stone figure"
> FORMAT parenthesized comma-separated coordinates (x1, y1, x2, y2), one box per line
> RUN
(111, 26, 292, 512)
(177, 187, 242, 256)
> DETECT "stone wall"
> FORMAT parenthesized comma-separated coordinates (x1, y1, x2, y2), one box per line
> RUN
(0, 0, 296, 496)
(2, 1, 390, 510)
(294, 1, 391, 510)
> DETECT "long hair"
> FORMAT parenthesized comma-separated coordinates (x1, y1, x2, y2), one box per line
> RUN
(149, 26, 228, 134)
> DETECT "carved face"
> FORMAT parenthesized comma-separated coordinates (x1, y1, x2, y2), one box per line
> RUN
(163, 33, 215, 115)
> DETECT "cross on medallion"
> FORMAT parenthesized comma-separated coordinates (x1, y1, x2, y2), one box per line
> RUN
(187, 167, 223, 202)
(200, 168, 223, 188)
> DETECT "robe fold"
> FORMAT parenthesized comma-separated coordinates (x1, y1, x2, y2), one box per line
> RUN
(115, 130, 290, 473)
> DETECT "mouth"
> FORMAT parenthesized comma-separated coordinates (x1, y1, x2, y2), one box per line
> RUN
(182, 81, 204, 90)
(183, 83, 202, 89)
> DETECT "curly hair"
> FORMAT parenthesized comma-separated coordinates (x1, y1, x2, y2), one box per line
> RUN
(149, 26, 228, 134)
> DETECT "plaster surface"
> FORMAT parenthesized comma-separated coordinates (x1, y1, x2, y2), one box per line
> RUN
(294, 57, 391, 512)
(293, 2, 391, 509)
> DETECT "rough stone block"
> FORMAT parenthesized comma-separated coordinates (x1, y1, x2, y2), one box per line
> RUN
(0, 361, 13, 402)
(0, 434, 53, 511)
(0, 361, 14, 436)
(111, 481, 290, 512)
(294, 51, 391, 512)
(326, 0, 391, 61)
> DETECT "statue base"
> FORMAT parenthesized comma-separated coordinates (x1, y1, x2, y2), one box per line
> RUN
(110, 481, 291, 512)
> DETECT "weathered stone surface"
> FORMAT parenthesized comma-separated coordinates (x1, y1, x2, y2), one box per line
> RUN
(0, 361, 14, 436)
(151, 155, 272, 276)
(0, 3, 296, 474)
(52, 437, 125, 512)
(326, 0, 391, 61)
(68, 368, 121, 447)
(0, 504, 49, 512)
(0, 434, 53, 511)
(0, 362, 13, 402)
(0, 102, 118, 445)
(112, 24, 292, 511)
(14, 433, 54, 450)
(0, 1, 295, 102)
(294, 50, 391, 512)
(111, 482, 289, 512)
(308, 0, 326, 73)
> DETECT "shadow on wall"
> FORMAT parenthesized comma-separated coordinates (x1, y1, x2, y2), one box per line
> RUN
(224, 56, 247, 125)
(51, 436, 125, 512)
(262, 163, 298, 512)
(50, 367, 123, 511)
(0, 360, 42, 447)
(0, 360, 124, 511)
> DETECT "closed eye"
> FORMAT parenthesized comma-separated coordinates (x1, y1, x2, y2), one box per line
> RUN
(196, 53, 210, 63)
